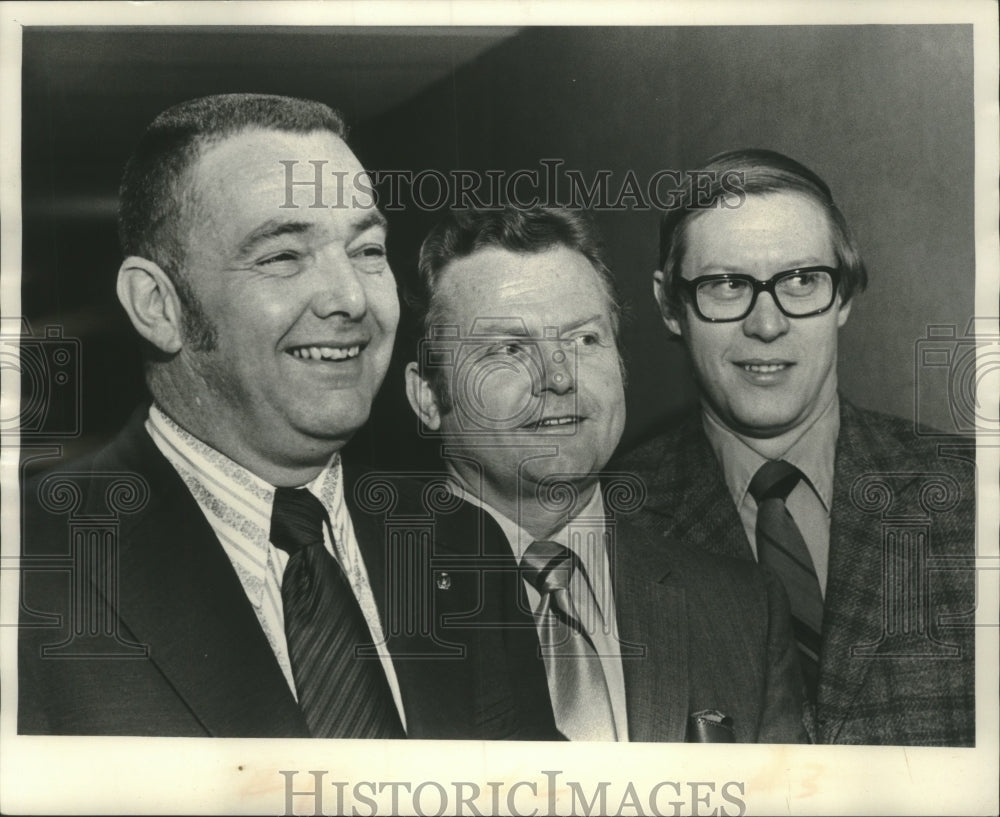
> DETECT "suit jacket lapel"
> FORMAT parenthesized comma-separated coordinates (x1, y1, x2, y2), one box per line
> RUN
(634, 416, 754, 563)
(609, 509, 690, 742)
(346, 471, 557, 739)
(109, 414, 309, 737)
(434, 503, 557, 737)
(819, 401, 896, 741)
(342, 459, 389, 622)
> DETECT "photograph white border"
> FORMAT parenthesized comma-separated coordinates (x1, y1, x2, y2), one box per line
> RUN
(1, 2, 997, 815)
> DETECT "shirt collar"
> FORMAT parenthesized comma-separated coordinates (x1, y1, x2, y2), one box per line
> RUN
(146, 404, 342, 530)
(450, 480, 606, 565)
(702, 393, 840, 512)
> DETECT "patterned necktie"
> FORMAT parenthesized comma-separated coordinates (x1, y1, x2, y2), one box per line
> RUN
(270, 486, 404, 738)
(748, 460, 824, 702)
(521, 540, 617, 741)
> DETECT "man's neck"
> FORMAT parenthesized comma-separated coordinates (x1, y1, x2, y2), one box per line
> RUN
(727, 426, 801, 461)
(703, 391, 839, 461)
(150, 389, 334, 487)
(446, 465, 599, 540)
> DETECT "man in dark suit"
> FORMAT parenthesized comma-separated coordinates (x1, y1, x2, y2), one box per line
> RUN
(18, 94, 552, 739)
(614, 149, 976, 745)
(400, 206, 807, 742)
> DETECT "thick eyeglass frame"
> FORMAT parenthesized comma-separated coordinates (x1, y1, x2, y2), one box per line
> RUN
(677, 265, 842, 323)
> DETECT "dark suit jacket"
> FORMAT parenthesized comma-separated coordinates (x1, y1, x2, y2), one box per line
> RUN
(346, 474, 560, 739)
(610, 511, 806, 742)
(354, 473, 807, 743)
(612, 400, 976, 746)
(17, 410, 556, 738)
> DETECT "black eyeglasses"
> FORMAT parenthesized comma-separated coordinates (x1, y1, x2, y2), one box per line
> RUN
(677, 266, 841, 322)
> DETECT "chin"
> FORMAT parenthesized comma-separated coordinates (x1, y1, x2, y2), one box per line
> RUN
(301, 409, 372, 442)
(527, 453, 601, 484)
(731, 414, 797, 438)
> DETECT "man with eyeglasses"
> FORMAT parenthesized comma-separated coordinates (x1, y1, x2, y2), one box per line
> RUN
(614, 149, 975, 746)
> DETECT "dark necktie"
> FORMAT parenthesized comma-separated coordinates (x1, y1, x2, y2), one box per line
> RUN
(748, 460, 824, 702)
(270, 486, 404, 738)
(521, 540, 617, 741)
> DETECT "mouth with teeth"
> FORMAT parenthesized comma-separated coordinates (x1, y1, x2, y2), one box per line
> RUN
(735, 360, 793, 378)
(288, 345, 363, 362)
(522, 415, 583, 430)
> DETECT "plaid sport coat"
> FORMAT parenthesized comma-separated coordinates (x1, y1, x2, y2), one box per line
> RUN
(611, 399, 976, 746)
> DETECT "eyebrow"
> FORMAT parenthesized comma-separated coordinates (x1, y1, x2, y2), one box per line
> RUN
(558, 314, 604, 334)
(472, 314, 604, 337)
(696, 259, 830, 276)
(350, 210, 389, 235)
(236, 219, 314, 260)
(235, 210, 389, 260)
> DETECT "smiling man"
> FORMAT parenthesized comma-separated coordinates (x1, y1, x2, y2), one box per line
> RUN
(615, 149, 976, 745)
(18, 94, 405, 737)
(402, 206, 806, 742)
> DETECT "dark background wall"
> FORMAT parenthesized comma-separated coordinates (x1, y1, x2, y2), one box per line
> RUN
(17, 25, 974, 470)
(353, 25, 975, 464)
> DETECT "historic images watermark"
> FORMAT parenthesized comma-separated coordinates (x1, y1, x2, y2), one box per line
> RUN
(913, 318, 1000, 438)
(0, 318, 81, 440)
(17, 470, 151, 658)
(280, 160, 747, 212)
(278, 769, 748, 817)
(414, 321, 588, 438)
(4, 317, 150, 656)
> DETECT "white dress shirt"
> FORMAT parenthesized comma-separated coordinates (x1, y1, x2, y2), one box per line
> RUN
(146, 405, 407, 730)
(454, 482, 630, 741)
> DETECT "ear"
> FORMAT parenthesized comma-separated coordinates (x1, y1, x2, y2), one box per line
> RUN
(116, 256, 185, 354)
(405, 361, 442, 431)
(653, 270, 684, 336)
(836, 295, 853, 328)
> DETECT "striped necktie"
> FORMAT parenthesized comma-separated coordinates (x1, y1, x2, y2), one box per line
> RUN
(521, 540, 617, 741)
(271, 486, 404, 738)
(748, 460, 824, 702)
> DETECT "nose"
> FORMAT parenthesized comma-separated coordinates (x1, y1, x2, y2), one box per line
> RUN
(539, 345, 576, 395)
(741, 290, 790, 342)
(311, 250, 367, 320)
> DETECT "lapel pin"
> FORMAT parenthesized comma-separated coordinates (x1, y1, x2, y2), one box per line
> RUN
(435, 571, 452, 590)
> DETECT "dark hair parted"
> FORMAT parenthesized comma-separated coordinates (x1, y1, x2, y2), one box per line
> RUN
(657, 148, 868, 320)
(414, 206, 625, 412)
(417, 206, 622, 338)
(118, 93, 347, 283)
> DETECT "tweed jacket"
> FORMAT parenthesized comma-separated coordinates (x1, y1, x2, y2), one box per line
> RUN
(611, 399, 976, 746)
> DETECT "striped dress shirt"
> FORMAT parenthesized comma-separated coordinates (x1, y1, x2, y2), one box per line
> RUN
(145, 405, 407, 729)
